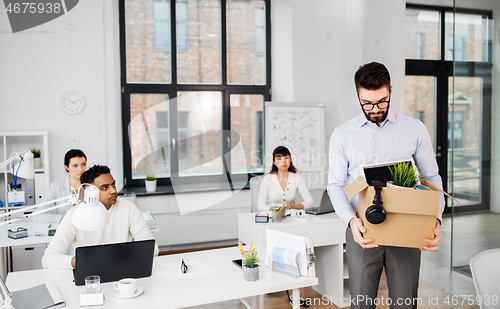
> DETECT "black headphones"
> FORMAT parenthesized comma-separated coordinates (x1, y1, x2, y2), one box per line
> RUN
(365, 180, 386, 225)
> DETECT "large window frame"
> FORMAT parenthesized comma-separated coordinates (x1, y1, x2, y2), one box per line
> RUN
(119, 0, 272, 190)
(405, 3, 492, 214)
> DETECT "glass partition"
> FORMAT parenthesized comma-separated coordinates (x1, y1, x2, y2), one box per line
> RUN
(449, 1, 498, 277)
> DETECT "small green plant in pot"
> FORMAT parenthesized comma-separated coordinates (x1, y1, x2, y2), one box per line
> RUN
(145, 173, 157, 193)
(30, 148, 41, 158)
(243, 254, 260, 282)
(31, 148, 42, 168)
(388, 162, 423, 188)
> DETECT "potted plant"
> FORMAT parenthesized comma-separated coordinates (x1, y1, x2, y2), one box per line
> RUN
(145, 173, 157, 193)
(243, 254, 260, 282)
(388, 161, 423, 189)
(31, 148, 41, 169)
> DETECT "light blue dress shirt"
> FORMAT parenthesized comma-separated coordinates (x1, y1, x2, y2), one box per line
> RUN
(327, 110, 445, 225)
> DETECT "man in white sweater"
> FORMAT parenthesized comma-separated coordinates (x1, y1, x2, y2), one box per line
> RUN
(42, 165, 159, 269)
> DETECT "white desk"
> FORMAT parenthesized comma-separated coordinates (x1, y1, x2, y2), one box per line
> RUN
(238, 213, 349, 308)
(6, 246, 318, 309)
(0, 222, 56, 277)
(0, 222, 55, 248)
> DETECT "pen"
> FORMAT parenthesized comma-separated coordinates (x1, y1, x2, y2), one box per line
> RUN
(278, 203, 285, 212)
(248, 243, 253, 256)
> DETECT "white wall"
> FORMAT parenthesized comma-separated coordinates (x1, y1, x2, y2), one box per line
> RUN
(0, 1, 122, 188)
(272, 0, 405, 152)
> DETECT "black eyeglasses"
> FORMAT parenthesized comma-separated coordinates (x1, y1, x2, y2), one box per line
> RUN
(181, 259, 188, 273)
(357, 94, 390, 111)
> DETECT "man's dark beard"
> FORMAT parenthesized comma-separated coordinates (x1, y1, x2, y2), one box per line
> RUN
(362, 108, 389, 124)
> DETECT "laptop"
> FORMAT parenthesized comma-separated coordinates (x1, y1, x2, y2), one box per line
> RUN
(305, 190, 335, 215)
(73, 239, 155, 286)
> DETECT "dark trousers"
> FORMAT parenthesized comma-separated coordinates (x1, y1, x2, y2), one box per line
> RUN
(346, 229, 421, 309)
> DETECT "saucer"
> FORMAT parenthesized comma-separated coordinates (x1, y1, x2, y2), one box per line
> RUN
(111, 286, 144, 299)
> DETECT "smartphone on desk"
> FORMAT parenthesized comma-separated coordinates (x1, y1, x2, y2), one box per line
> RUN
(232, 259, 242, 269)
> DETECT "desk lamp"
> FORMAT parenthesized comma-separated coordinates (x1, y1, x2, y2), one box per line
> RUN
(0, 184, 109, 231)
(0, 150, 35, 180)
(0, 151, 108, 231)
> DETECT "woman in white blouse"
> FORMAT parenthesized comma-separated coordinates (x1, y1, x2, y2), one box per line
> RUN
(257, 146, 314, 213)
(34, 149, 87, 223)
(258, 146, 313, 307)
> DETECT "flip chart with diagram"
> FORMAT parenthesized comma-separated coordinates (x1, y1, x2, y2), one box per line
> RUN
(265, 102, 325, 173)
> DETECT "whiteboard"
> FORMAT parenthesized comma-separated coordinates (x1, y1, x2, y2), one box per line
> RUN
(265, 102, 325, 173)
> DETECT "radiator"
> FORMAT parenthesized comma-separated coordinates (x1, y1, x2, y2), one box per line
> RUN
(151, 208, 246, 247)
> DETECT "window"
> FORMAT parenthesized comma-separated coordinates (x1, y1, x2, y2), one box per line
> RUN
(154, 1, 170, 52)
(176, 2, 188, 53)
(417, 33, 424, 59)
(447, 34, 467, 61)
(254, 8, 265, 56)
(405, 8, 439, 60)
(154, 111, 189, 165)
(416, 110, 424, 123)
(155, 111, 170, 166)
(121, 0, 271, 189)
(154, 1, 188, 53)
(445, 12, 489, 62)
(405, 4, 492, 213)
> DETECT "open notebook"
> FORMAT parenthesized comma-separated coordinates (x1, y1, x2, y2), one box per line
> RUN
(11, 282, 65, 309)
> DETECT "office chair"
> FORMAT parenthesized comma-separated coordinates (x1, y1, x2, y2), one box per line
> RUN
(249, 175, 264, 212)
(470, 248, 500, 309)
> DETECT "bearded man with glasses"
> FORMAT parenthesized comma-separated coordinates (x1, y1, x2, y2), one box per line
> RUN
(327, 62, 445, 309)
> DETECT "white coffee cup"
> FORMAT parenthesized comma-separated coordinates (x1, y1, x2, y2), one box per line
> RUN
(113, 278, 137, 296)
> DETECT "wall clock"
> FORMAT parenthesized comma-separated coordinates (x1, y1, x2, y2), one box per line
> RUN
(61, 91, 85, 115)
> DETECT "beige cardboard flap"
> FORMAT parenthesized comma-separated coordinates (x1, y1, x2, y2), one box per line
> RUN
(421, 180, 459, 203)
(343, 176, 368, 200)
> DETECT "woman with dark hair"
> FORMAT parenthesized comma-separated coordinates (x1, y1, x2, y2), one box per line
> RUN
(257, 146, 314, 213)
(34, 149, 87, 223)
(257, 146, 314, 307)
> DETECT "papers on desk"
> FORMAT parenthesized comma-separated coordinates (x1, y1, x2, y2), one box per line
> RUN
(11, 281, 65, 309)
(159, 260, 215, 281)
(264, 229, 315, 277)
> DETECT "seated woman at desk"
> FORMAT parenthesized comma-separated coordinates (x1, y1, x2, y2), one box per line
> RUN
(34, 149, 87, 223)
(258, 146, 313, 307)
(257, 146, 314, 213)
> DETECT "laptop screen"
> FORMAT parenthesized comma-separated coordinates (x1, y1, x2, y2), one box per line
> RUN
(73, 239, 155, 286)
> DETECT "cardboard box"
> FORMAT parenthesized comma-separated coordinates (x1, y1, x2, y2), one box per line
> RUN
(344, 176, 445, 248)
